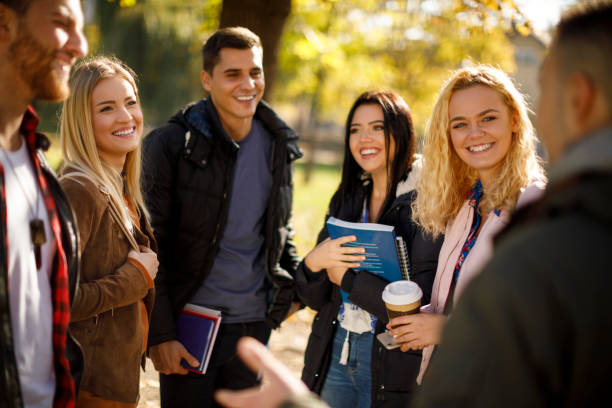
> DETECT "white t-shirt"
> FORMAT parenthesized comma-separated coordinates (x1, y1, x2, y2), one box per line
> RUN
(1, 139, 56, 408)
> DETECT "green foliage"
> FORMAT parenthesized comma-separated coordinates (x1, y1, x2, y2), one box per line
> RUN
(45, 134, 62, 171)
(274, 0, 516, 136)
(88, 0, 519, 136)
(88, 0, 222, 127)
(35, 1, 525, 152)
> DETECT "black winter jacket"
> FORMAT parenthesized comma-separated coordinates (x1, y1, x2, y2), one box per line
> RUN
(296, 176, 443, 408)
(0, 132, 83, 408)
(142, 98, 302, 346)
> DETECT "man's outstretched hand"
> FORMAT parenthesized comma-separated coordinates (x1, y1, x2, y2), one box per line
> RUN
(215, 337, 310, 408)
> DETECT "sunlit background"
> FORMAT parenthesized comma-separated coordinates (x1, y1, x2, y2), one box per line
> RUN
(29, 2, 583, 403)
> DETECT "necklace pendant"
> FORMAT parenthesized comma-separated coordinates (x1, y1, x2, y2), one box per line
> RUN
(34, 245, 42, 270)
(30, 219, 47, 246)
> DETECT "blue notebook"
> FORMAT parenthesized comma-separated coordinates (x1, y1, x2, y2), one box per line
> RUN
(326, 217, 411, 302)
(176, 303, 222, 374)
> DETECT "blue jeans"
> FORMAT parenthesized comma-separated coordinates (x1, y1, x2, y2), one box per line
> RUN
(321, 326, 373, 408)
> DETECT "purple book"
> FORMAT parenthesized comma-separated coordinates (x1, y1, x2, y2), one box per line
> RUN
(176, 303, 222, 374)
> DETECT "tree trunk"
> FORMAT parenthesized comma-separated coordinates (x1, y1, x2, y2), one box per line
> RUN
(219, 0, 292, 100)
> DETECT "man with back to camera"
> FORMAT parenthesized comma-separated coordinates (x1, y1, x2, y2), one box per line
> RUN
(0, 0, 88, 407)
(142, 26, 302, 407)
(413, 1, 612, 406)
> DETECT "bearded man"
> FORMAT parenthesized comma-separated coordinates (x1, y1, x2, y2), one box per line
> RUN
(0, 1, 88, 407)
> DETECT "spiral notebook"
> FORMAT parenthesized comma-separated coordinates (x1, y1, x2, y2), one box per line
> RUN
(326, 217, 411, 302)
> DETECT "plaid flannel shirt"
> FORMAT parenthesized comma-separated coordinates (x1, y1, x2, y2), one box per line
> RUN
(0, 106, 76, 408)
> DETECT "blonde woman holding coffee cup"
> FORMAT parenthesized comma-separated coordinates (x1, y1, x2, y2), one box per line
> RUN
(295, 91, 442, 408)
(387, 65, 546, 383)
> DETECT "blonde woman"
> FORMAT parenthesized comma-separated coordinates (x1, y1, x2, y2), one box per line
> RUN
(59, 56, 158, 407)
(387, 65, 546, 383)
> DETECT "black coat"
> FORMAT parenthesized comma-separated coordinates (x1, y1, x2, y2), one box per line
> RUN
(142, 98, 302, 347)
(296, 179, 443, 408)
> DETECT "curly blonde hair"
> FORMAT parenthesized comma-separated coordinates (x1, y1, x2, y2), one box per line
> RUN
(413, 65, 545, 236)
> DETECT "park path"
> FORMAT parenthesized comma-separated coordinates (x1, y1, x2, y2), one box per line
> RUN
(137, 309, 314, 407)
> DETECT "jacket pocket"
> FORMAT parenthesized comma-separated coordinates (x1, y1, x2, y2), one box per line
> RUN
(70, 316, 99, 344)
(70, 316, 100, 384)
(378, 347, 422, 392)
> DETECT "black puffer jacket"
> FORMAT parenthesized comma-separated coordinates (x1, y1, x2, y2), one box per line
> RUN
(142, 98, 302, 346)
(296, 173, 443, 408)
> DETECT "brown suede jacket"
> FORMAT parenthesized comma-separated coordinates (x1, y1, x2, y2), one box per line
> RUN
(60, 167, 156, 404)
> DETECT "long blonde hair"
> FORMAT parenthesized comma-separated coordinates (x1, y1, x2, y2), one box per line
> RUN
(59, 55, 147, 239)
(413, 65, 545, 236)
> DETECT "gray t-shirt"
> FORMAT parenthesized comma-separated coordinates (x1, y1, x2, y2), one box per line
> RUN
(190, 119, 272, 323)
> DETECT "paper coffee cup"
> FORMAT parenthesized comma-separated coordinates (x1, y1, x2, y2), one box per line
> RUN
(382, 280, 422, 321)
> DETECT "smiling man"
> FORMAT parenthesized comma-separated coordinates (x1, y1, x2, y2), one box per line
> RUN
(142, 27, 302, 408)
(0, 0, 88, 407)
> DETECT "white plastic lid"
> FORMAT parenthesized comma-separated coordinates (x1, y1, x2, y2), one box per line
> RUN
(382, 280, 422, 305)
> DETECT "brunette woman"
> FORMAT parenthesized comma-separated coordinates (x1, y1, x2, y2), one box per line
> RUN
(59, 56, 158, 407)
(296, 91, 442, 408)
(388, 65, 546, 383)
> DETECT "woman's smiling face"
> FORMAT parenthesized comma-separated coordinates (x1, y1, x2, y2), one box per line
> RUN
(448, 84, 517, 185)
(91, 75, 143, 170)
(349, 103, 395, 178)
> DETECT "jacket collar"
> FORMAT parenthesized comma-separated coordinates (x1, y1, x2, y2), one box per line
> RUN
(182, 98, 225, 143)
(548, 126, 612, 188)
(360, 154, 422, 199)
(395, 154, 422, 197)
(181, 98, 303, 161)
(352, 155, 421, 222)
(21, 106, 51, 152)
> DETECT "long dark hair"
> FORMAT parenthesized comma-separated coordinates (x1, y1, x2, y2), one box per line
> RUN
(329, 91, 416, 219)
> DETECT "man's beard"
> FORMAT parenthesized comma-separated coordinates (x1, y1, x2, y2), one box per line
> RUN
(8, 22, 70, 102)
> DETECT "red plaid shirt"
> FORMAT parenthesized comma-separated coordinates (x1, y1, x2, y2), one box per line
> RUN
(0, 106, 76, 408)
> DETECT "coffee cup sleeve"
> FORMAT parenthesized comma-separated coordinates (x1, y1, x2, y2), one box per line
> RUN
(419, 303, 433, 313)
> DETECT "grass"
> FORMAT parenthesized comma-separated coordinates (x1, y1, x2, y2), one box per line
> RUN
(44, 137, 340, 258)
(292, 163, 341, 256)
(45, 135, 62, 170)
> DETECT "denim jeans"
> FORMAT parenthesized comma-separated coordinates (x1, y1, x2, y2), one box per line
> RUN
(320, 326, 373, 408)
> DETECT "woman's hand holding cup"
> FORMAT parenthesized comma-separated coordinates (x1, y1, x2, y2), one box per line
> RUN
(380, 280, 442, 352)
(386, 313, 447, 351)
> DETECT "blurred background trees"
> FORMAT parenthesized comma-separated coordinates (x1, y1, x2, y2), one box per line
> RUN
(37, 0, 532, 135)
(35, 0, 548, 252)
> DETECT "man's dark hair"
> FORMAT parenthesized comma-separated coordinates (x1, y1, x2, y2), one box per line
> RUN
(552, 1, 612, 103)
(201, 26, 262, 74)
(0, 0, 33, 15)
